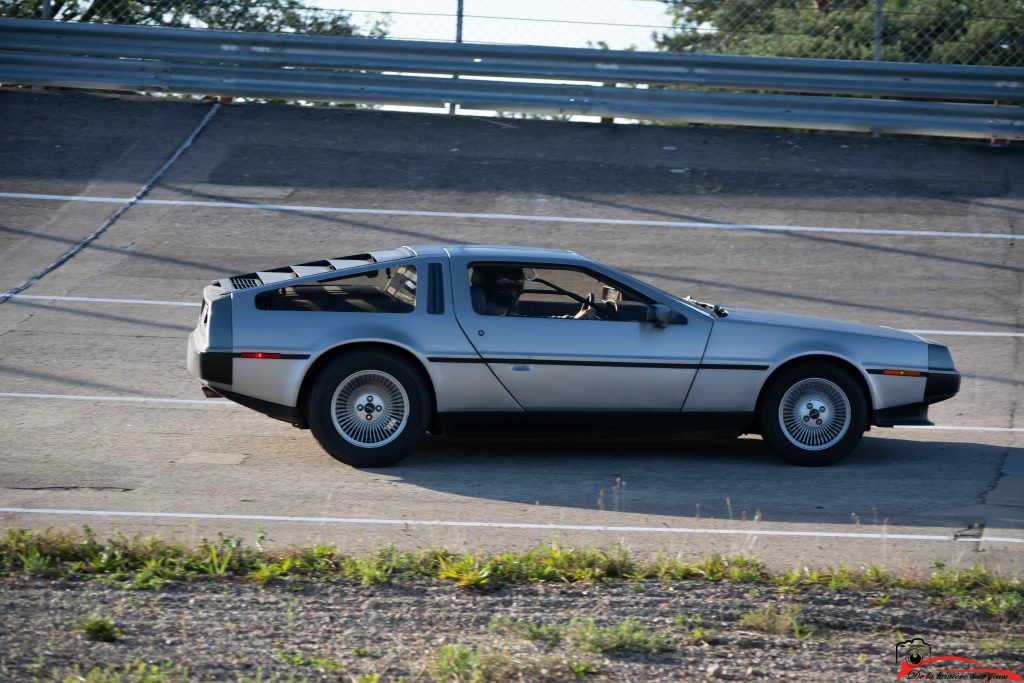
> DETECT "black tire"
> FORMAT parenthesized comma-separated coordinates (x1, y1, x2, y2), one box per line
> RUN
(306, 350, 430, 467)
(758, 361, 867, 466)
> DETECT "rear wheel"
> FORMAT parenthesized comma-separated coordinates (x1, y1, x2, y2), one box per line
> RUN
(307, 350, 430, 467)
(759, 361, 867, 466)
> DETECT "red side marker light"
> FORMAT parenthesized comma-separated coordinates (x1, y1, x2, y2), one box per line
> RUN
(240, 352, 281, 359)
(882, 369, 922, 377)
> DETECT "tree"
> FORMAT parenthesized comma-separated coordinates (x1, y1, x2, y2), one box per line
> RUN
(656, 0, 1024, 66)
(1, 0, 389, 37)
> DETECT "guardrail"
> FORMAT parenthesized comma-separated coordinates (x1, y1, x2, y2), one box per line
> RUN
(1, 19, 1022, 140)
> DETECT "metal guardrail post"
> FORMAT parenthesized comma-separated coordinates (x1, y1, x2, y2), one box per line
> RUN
(872, 0, 884, 138)
(447, 0, 464, 115)
(40, 0, 51, 20)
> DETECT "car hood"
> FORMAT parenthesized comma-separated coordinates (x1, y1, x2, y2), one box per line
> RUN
(721, 307, 922, 342)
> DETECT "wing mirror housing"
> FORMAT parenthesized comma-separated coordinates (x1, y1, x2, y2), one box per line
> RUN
(647, 303, 676, 328)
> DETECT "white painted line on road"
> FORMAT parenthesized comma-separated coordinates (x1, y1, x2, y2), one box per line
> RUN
(904, 329, 1024, 338)
(1, 507, 1020, 544)
(0, 392, 236, 406)
(1, 192, 1019, 240)
(8, 294, 1023, 339)
(0, 393, 1021, 431)
(9, 294, 200, 307)
(895, 425, 1024, 433)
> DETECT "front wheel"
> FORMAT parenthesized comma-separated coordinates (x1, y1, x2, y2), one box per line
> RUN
(759, 362, 867, 466)
(307, 350, 430, 467)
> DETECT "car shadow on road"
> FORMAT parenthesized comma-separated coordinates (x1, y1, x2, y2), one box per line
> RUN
(384, 434, 1021, 528)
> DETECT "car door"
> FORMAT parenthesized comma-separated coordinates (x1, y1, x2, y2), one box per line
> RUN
(450, 257, 713, 411)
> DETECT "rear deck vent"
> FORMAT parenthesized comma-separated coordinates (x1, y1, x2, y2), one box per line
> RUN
(230, 276, 262, 290)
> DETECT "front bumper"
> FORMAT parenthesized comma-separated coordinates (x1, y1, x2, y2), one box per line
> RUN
(873, 343, 960, 427)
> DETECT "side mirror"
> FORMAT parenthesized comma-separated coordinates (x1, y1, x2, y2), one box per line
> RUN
(646, 303, 673, 328)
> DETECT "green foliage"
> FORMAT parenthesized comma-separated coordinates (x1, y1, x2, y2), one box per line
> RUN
(673, 615, 718, 645)
(738, 603, 815, 638)
(56, 661, 188, 682)
(2, 0, 389, 38)
(489, 615, 567, 647)
(275, 650, 341, 669)
(75, 615, 120, 642)
(437, 553, 491, 588)
(429, 644, 483, 682)
(569, 617, 674, 655)
(657, 0, 1024, 66)
(2, 527, 1021, 618)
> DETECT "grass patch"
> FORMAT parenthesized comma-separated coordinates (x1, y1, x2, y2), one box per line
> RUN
(275, 650, 341, 669)
(75, 615, 120, 642)
(489, 615, 567, 647)
(738, 604, 815, 639)
(428, 642, 595, 682)
(569, 617, 674, 655)
(52, 661, 188, 682)
(2, 527, 1021, 617)
(673, 615, 718, 645)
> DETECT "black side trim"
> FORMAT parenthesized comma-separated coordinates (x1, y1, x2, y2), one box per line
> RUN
(924, 371, 961, 404)
(432, 411, 754, 437)
(199, 351, 233, 384)
(428, 262, 445, 314)
(231, 352, 310, 360)
(488, 358, 700, 369)
(218, 390, 302, 425)
(427, 357, 767, 371)
(874, 403, 933, 427)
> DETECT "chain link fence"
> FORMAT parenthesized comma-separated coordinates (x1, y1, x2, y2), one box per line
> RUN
(2, 0, 1021, 65)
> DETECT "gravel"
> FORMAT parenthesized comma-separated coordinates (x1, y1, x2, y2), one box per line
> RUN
(0, 577, 1021, 681)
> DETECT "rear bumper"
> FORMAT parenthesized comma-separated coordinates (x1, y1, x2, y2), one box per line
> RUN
(187, 331, 233, 385)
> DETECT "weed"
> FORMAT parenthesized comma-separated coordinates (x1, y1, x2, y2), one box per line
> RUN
(54, 661, 187, 682)
(18, 546, 51, 574)
(352, 674, 382, 683)
(977, 636, 1023, 652)
(489, 615, 566, 647)
(437, 553, 490, 588)
(738, 604, 815, 639)
(872, 594, 891, 607)
(570, 617, 673, 655)
(75, 615, 119, 642)
(353, 647, 372, 657)
(275, 650, 341, 670)
(249, 558, 293, 586)
(673, 615, 718, 645)
(429, 643, 482, 682)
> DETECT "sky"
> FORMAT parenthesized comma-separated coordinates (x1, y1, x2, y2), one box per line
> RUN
(316, 0, 678, 119)
(323, 0, 676, 50)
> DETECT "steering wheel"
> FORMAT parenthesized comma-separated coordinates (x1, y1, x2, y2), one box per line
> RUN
(579, 293, 609, 320)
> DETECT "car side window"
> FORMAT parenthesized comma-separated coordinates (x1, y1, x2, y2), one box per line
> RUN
(467, 264, 653, 322)
(257, 265, 417, 312)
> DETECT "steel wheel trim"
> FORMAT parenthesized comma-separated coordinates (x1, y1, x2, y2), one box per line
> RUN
(330, 370, 410, 448)
(778, 377, 851, 451)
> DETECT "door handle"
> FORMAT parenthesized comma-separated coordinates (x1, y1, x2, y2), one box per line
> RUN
(511, 364, 531, 372)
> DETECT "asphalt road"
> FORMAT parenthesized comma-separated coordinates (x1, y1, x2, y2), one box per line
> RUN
(0, 89, 1021, 572)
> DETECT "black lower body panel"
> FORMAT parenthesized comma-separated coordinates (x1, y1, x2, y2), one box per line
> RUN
(874, 403, 933, 427)
(218, 390, 303, 425)
(432, 411, 754, 438)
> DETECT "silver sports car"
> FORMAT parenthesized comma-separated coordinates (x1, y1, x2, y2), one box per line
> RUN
(187, 245, 960, 467)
